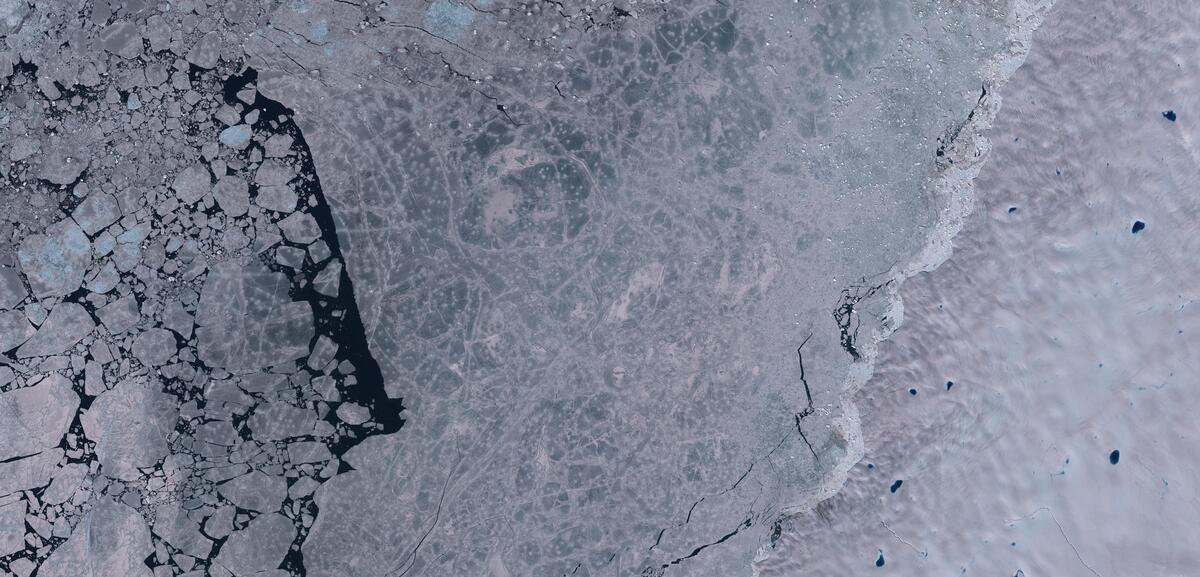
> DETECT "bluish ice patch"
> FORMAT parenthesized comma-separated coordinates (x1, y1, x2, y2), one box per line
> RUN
(287, 0, 311, 13)
(114, 227, 145, 268)
(126, 93, 141, 110)
(310, 19, 328, 43)
(424, 0, 474, 41)
(18, 220, 92, 297)
(220, 125, 252, 148)
(25, 302, 46, 325)
(93, 235, 114, 256)
(117, 228, 144, 245)
(88, 263, 120, 294)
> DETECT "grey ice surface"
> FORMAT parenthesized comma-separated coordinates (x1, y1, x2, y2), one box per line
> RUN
(0, 1, 1054, 577)
(0, 374, 78, 461)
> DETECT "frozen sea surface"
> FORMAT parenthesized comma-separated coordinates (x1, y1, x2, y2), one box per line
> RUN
(0, 1, 1056, 576)
(761, 0, 1200, 574)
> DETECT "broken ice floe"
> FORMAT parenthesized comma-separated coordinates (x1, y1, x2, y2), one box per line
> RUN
(0, 53, 402, 574)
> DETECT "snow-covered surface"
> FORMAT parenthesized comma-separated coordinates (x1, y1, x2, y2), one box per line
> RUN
(761, 1, 1200, 574)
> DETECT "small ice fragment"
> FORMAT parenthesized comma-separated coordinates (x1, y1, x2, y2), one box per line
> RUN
(0, 267, 28, 309)
(172, 164, 213, 205)
(219, 124, 252, 149)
